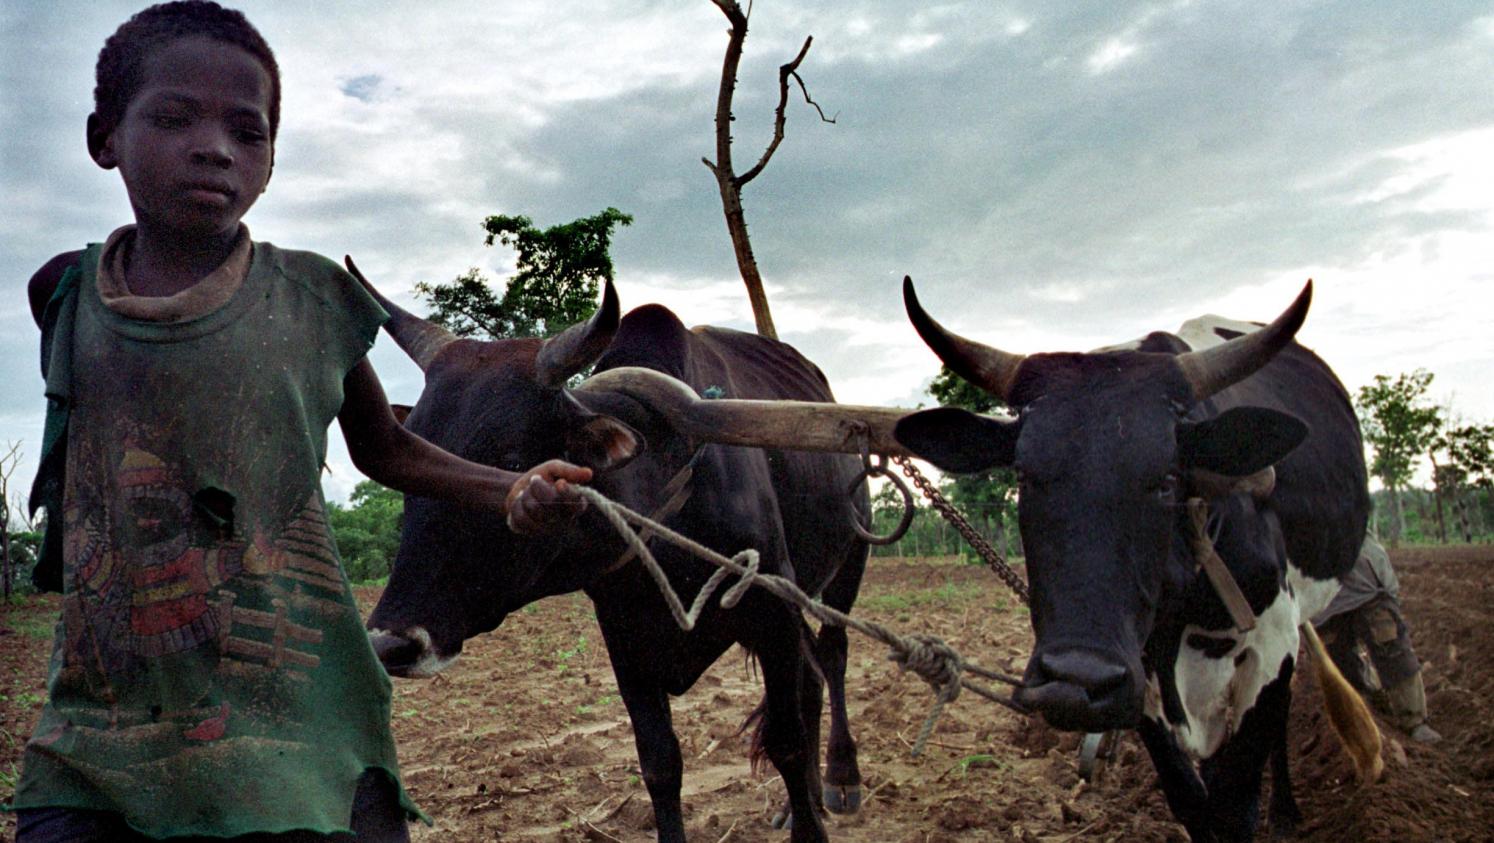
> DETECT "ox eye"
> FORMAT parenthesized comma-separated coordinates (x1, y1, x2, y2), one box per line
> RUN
(1154, 474, 1182, 504)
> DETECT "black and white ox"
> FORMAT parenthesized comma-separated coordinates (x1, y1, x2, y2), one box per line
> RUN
(351, 263, 882, 843)
(893, 279, 1374, 842)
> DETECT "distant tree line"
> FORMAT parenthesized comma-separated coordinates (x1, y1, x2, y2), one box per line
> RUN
(1355, 369, 1493, 544)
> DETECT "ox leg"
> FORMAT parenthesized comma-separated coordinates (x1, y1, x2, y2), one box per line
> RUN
(815, 555, 865, 814)
(772, 647, 828, 830)
(1199, 667, 1295, 843)
(1268, 723, 1302, 838)
(1137, 716, 1214, 842)
(752, 604, 829, 842)
(608, 661, 687, 843)
(814, 622, 862, 813)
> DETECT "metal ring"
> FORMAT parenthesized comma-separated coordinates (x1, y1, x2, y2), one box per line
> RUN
(847, 463, 915, 546)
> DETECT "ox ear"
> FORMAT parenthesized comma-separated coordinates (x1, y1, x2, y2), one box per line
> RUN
(894, 407, 1018, 474)
(566, 414, 644, 473)
(1179, 406, 1307, 477)
(390, 404, 413, 426)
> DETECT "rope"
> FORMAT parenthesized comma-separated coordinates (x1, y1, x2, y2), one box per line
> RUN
(576, 486, 1027, 756)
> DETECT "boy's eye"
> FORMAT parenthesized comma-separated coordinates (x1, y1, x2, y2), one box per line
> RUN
(233, 128, 268, 145)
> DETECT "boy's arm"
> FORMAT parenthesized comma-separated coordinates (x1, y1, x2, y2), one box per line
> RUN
(337, 358, 592, 533)
(29, 250, 85, 328)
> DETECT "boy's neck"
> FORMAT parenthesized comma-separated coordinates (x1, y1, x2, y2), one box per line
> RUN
(126, 224, 247, 298)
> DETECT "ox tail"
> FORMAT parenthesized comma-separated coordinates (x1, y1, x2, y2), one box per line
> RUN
(1300, 621, 1384, 784)
(739, 625, 825, 776)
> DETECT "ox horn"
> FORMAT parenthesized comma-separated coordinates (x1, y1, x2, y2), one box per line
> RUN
(1175, 281, 1313, 401)
(344, 256, 457, 372)
(534, 280, 621, 387)
(903, 276, 1027, 403)
(577, 366, 920, 457)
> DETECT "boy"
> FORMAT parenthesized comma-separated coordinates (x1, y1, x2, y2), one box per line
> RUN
(10, 3, 592, 840)
(1313, 536, 1442, 744)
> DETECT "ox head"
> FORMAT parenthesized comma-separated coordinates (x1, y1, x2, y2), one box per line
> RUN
(348, 258, 642, 677)
(893, 278, 1311, 732)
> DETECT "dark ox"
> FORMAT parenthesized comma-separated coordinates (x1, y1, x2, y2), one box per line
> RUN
(893, 279, 1370, 842)
(352, 265, 869, 843)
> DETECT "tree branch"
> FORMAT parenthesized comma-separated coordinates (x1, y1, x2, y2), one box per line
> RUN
(738, 35, 813, 187)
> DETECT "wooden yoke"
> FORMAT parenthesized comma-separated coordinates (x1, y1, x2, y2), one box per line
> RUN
(578, 366, 920, 458)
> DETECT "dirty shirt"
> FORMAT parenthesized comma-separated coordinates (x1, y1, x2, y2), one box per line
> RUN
(10, 227, 423, 837)
(1312, 535, 1402, 625)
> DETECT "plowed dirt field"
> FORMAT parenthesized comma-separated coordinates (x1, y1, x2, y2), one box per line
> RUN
(3, 544, 1490, 841)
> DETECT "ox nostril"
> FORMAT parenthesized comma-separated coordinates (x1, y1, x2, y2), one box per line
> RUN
(1034, 649, 1129, 697)
(369, 631, 423, 670)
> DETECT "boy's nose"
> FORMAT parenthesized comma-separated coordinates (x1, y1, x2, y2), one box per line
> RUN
(190, 131, 234, 168)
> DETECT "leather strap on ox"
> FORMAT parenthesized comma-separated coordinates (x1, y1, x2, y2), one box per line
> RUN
(1186, 498, 1257, 633)
(603, 448, 704, 575)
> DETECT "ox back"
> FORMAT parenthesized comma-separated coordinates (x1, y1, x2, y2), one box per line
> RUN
(1173, 317, 1369, 615)
(596, 305, 871, 603)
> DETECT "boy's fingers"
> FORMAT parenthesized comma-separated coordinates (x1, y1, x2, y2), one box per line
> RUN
(506, 467, 590, 534)
(539, 460, 593, 485)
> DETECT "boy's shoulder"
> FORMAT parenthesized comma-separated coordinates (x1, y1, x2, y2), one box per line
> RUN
(258, 243, 362, 299)
(259, 242, 346, 280)
(256, 242, 384, 323)
(29, 250, 86, 328)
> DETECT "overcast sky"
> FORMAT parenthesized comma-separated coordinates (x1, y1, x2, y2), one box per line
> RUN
(3, 1, 1492, 505)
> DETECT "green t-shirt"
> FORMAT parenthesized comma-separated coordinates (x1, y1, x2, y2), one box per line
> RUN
(11, 239, 424, 837)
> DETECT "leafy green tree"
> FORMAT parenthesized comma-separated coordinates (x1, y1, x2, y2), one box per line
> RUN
(328, 481, 404, 583)
(416, 208, 633, 339)
(1355, 370, 1442, 542)
(1436, 422, 1494, 542)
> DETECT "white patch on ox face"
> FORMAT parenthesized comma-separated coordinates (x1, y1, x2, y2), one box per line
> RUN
(1169, 586, 1300, 759)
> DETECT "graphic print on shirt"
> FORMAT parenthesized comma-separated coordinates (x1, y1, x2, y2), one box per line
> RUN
(60, 441, 338, 695)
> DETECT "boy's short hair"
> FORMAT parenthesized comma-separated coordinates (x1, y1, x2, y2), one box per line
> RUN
(95, 1, 281, 139)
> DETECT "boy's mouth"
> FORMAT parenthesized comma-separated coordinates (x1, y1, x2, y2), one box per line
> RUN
(182, 182, 236, 205)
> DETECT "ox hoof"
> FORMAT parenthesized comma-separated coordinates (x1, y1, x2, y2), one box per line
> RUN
(770, 808, 792, 830)
(823, 783, 862, 814)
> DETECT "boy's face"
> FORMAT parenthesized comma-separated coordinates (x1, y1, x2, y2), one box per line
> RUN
(92, 35, 274, 243)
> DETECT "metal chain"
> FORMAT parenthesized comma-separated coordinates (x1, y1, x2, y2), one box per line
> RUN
(893, 455, 1030, 605)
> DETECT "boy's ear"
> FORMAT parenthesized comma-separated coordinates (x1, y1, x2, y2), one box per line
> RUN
(86, 113, 117, 169)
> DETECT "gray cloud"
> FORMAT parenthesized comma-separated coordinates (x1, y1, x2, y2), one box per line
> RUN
(3, 1, 1492, 503)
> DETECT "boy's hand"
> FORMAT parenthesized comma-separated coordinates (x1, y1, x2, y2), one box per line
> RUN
(505, 460, 594, 534)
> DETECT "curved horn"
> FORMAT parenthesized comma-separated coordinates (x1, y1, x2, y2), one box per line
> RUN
(345, 256, 457, 372)
(534, 279, 621, 387)
(1175, 281, 1312, 401)
(578, 366, 920, 457)
(903, 276, 1027, 402)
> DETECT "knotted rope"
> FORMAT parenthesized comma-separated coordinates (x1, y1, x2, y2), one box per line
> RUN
(576, 486, 1027, 756)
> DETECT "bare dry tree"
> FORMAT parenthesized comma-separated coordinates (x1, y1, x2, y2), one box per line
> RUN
(703, 0, 835, 340)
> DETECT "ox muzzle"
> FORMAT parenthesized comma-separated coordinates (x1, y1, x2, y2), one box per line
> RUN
(1014, 645, 1145, 732)
(367, 627, 458, 679)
